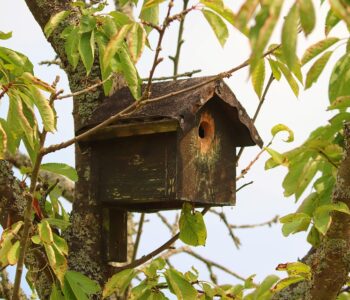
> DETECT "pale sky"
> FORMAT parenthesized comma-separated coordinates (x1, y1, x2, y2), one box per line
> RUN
(0, 0, 346, 296)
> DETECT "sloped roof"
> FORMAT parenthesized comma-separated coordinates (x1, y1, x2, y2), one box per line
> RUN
(79, 76, 263, 147)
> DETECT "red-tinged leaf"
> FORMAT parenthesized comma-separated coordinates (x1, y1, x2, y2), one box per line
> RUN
(301, 37, 339, 65)
(32, 197, 44, 220)
(127, 23, 146, 63)
(235, 0, 260, 35)
(305, 51, 332, 89)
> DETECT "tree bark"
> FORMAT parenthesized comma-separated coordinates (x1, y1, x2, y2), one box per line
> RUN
(306, 123, 350, 300)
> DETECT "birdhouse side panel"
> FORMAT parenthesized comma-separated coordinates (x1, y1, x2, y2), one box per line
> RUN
(92, 132, 177, 208)
(177, 101, 236, 206)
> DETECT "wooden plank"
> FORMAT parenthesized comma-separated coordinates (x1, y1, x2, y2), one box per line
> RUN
(80, 119, 178, 141)
(108, 208, 128, 262)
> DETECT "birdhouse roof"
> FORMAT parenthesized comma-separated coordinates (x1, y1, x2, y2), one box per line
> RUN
(79, 76, 263, 147)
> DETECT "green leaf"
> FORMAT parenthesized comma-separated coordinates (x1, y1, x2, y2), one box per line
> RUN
(179, 203, 207, 246)
(7, 240, 20, 265)
(0, 46, 34, 73)
(103, 269, 135, 298)
(307, 226, 321, 247)
(314, 202, 350, 235)
(275, 261, 311, 278)
(139, 5, 159, 34)
(254, 275, 279, 298)
(50, 285, 65, 300)
(165, 269, 197, 300)
(265, 147, 288, 169)
(235, 0, 260, 35)
(143, 258, 166, 277)
(327, 96, 350, 110)
(109, 11, 133, 29)
(252, 58, 265, 99)
(103, 24, 131, 71)
(268, 59, 281, 80)
(127, 23, 146, 63)
(79, 30, 95, 75)
(53, 233, 68, 256)
(249, 0, 283, 73)
(0, 122, 7, 159)
(44, 11, 71, 38)
(329, 0, 350, 27)
(0, 31, 12, 40)
(305, 51, 333, 89)
(202, 9, 229, 47)
(79, 15, 96, 33)
(44, 218, 71, 230)
(38, 219, 54, 244)
(298, 0, 315, 36)
(117, 46, 142, 100)
(200, 0, 235, 25)
(281, 4, 298, 69)
(40, 163, 78, 182)
(142, 0, 166, 9)
(325, 9, 340, 36)
(65, 271, 101, 299)
(283, 158, 319, 199)
(272, 276, 306, 292)
(65, 26, 80, 70)
(11, 93, 35, 148)
(297, 193, 318, 216)
(31, 235, 41, 245)
(271, 124, 294, 142)
(29, 86, 56, 132)
(277, 61, 299, 97)
(329, 54, 350, 104)
(301, 37, 339, 66)
(280, 213, 311, 236)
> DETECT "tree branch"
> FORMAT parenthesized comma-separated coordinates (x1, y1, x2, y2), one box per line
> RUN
(5, 152, 74, 203)
(306, 122, 350, 300)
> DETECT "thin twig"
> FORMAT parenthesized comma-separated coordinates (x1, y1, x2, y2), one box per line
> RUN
(183, 248, 255, 284)
(170, 0, 189, 77)
(143, 0, 175, 99)
(237, 72, 275, 162)
(230, 215, 279, 229)
(236, 141, 272, 181)
(236, 181, 254, 192)
(113, 207, 210, 272)
(142, 69, 201, 82)
(57, 74, 113, 100)
(132, 213, 145, 262)
(156, 212, 173, 232)
(211, 210, 241, 249)
(318, 150, 338, 168)
(38, 59, 62, 67)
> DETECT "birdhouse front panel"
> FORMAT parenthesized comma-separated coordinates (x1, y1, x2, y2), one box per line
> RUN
(177, 97, 236, 206)
(92, 131, 178, 211)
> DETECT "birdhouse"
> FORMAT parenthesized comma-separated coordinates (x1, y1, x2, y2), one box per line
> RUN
(77, 77, 262, 261)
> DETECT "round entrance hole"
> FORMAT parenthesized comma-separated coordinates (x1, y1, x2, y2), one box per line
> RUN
(198, 119, 215, 154)
(198, 121, 214, 140)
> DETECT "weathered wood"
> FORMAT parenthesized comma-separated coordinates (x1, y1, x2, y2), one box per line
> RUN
(82, 78, 262, 261)
(177, 97, 236, 206)
(106, 208, 128, 262)
(80, 119, 178, 141)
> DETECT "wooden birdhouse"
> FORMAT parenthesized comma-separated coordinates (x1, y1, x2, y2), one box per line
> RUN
(77, 77, 262, 261)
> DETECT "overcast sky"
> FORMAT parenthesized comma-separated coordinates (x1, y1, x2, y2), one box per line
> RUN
(0, 0, 347, 296)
